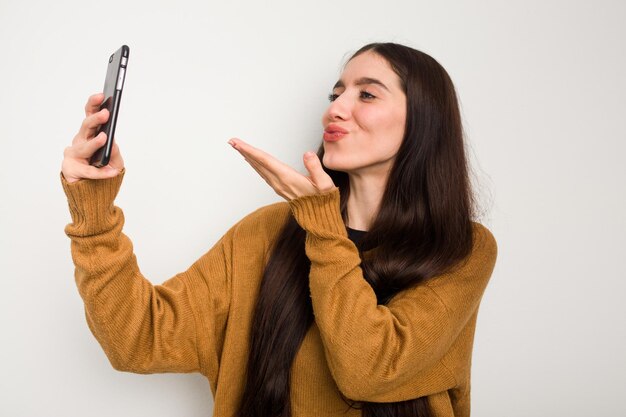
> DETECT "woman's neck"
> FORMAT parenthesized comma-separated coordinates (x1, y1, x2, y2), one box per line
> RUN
(346, 171, 388, 231)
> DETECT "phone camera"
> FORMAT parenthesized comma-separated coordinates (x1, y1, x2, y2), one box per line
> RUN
(109, 55, 114, 63)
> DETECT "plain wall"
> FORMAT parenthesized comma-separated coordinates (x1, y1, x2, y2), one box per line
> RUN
(1, 0, 625, 415)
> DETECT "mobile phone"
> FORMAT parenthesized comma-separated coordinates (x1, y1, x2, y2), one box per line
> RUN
(90, 45, 130, 167)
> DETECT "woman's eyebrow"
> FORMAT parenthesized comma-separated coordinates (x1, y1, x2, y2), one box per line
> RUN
(333, 77, 390, 92)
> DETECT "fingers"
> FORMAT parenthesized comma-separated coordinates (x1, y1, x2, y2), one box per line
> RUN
(243, 156, 277, 192)
(62, 162, 120, 184)
(228, 138, 275, 167)
(85, 93, 105, 116)
(230, 138, 287, 180)
(108, 141, 125, 170)
(62, 93, 124, 184)
(303, 152, 335, 192)
(66, 132, 108, 159)
(78, 164, 120, 180)
(229, 138, 331, 200)
(76, 108, 109, 142)
(62, 132, 122, 182)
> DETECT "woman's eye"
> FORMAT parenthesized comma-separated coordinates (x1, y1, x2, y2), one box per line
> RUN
(328, 91, 375, 102)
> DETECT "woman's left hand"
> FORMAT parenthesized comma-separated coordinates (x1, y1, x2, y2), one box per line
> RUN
(228, 138, 336, 201)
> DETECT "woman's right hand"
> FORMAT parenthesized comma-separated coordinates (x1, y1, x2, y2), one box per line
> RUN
(62, 93, 125, 184)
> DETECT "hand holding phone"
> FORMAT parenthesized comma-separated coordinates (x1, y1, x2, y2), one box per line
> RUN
(90, 45, 129, 167)
(61, 46, 129, 183)
(61, 94, 125, 183)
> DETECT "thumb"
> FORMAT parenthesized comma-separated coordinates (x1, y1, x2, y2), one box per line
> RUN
(100, 164, 121, 178)
(303, 152, 335, 192)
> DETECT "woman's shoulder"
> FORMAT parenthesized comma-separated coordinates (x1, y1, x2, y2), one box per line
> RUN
(470, 221, 497, 256)
(425, 222, 498, 292)
(460, 221, 498, 276)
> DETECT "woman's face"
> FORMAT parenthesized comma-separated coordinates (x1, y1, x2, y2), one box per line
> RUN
(321, 50, 407, 177)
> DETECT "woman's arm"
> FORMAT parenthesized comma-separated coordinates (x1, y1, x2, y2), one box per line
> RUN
(288, 189, 498, 402)
(62, 171, 233, 378)
(62, 94, 233, 379)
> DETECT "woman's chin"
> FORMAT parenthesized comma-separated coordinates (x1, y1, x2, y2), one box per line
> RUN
(322, 156, 351, 173)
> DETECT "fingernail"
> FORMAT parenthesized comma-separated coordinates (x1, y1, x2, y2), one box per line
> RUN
(304, 151, 315, 160)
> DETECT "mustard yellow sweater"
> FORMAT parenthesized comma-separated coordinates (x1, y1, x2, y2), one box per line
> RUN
(62, 170, 497, 417)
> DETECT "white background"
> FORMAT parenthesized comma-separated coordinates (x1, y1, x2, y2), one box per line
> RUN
(1, 0, 625, 416)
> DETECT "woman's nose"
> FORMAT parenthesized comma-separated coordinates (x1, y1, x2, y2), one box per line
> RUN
(326, 95, 350, 121)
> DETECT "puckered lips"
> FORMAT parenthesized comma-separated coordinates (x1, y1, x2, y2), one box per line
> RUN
(323, 124, 349, 142)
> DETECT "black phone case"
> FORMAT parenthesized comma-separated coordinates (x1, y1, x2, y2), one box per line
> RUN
(90, 45, 129, 167)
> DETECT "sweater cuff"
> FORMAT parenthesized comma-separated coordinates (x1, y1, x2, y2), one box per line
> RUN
(288, 187, 347, 238)
(61, 169, 126, 233)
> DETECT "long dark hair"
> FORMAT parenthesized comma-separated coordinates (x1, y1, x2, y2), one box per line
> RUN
(236, 43, 475, 417)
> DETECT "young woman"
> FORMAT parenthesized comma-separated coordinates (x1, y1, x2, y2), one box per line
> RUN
(61, 43, 497, 417)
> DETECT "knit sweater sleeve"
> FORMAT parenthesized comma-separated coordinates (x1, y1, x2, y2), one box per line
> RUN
(288, 188, 497, 402)
(61, 170, 232, 380)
